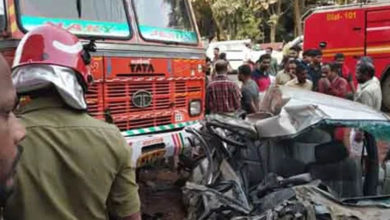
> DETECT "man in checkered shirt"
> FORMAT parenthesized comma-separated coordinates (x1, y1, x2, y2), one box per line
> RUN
(206, 60, 241, 114)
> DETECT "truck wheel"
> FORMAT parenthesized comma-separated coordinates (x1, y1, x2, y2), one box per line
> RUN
(382, 73, 390, 111)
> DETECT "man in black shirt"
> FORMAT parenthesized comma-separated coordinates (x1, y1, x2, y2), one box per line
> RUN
(238, 64, 259, 113)
(308, 49, 323, 91)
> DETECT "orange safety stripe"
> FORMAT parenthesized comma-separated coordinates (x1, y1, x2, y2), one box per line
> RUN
(322, 47, 364, 53)
(323, 51, 364, 58)
(322, 44, 390, 58)
(367, 46, 390, 53)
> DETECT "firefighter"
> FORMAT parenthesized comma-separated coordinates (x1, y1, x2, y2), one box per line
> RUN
(4, 25, 141, 220)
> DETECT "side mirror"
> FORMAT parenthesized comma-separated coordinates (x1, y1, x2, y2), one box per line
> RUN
(82, 40, 96, 65)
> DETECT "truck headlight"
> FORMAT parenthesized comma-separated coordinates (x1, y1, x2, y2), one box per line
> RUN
(189, 100, 201, 116)
(198, 64, 203, 73)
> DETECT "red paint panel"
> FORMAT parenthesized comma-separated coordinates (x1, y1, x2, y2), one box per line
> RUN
(366, 9, 390, 22)
(366, 10, 390, 45)
(90, 57, 104, 80)
(366, 9, 390, 77)
(304, 9, 365, 51)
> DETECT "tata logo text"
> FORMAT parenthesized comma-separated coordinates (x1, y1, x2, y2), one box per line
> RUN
(132, 90, 152, 108)
(129, 64, 155, 73)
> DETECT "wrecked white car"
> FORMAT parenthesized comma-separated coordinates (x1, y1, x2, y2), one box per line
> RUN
(184, 87, 390, 220)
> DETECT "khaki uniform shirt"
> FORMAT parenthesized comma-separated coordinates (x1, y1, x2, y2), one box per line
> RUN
(285, 78, 313, 91)
(275, 70, 295, 85)
(4, 96, 140, 220)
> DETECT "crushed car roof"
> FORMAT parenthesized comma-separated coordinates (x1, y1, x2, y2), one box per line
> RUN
(251, 87, 390, 139)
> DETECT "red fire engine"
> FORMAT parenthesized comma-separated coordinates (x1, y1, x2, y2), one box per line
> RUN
(304, 2, 390, 110)
(0, 0, 205, 167)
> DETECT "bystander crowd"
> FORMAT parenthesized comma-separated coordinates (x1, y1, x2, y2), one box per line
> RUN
(213, 47, 220, 64)
(354, 57, 382, 110)
(285, 62, 313, 90)
(301, 49, 313, 72)
(265, 47, 279, 76)
(243, 42, 255, 69)
(288, 45, 300, 60)
(219, 52, 233, 71)
(238, 64, 259, 114)
(308, 49, 323, 91)
(206, 60, 241, 114)
(252, 54, 272, 92)
(334, 53, 355, 97)
(276, 58, 297, 86)
(318, 63, 349, 98)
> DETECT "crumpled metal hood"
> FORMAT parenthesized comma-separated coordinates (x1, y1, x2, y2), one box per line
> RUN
(252, 87, 390, 139)
(293, 185, 390, 220)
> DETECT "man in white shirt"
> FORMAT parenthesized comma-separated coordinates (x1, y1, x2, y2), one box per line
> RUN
(354, 58, 382, 110)
(350, 57, 381, 160)
(243, 43, 254, 67)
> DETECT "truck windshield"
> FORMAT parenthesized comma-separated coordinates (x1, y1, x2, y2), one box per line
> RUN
(132, 0, 198, 44)
(16, 0, 130, 38)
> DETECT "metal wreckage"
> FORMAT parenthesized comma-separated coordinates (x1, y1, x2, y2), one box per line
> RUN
(182, 87, 390, 220)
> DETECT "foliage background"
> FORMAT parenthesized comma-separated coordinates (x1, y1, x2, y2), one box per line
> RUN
(191, 0, 368, 43)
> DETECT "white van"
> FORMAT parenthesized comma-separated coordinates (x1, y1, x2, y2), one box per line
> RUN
(206, 40, 282, 70)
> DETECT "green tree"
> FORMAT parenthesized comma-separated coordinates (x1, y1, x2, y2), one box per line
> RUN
(191, 0, 359, 43)
(191, 0, 217, 40)
(191, 0, 265, 41)
(257, 0, 290, 42)
(211, 0, 264, 41)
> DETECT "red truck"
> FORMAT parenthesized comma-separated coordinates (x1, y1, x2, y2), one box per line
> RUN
(0, 0, 206, 167)
(304, 2, 390, 110)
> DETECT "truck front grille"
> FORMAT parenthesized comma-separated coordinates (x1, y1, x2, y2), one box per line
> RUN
(86, 81, 104, 119)
(115, 115, 172, 131)
(86, 78, 202, 132)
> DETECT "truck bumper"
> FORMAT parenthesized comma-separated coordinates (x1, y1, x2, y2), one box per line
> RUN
(124, 122, 201, 167)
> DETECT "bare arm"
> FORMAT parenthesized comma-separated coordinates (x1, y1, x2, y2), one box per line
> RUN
(249, 101, 257, 113)
(349, 81, 356, 94)
(347, 72, 356, 93)
(249, 97, 259, 113)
